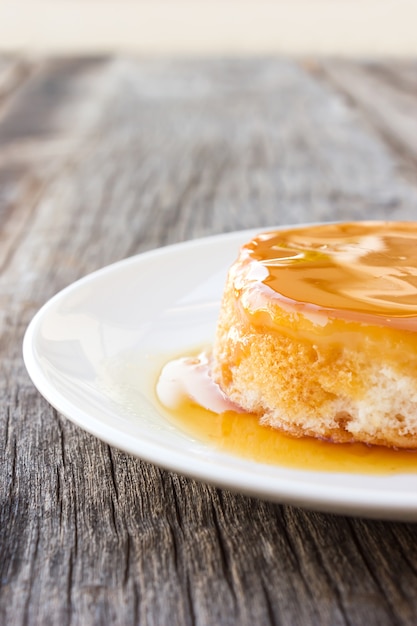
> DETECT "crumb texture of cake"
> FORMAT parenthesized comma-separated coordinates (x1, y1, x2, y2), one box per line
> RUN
(211, 221, 417, 448)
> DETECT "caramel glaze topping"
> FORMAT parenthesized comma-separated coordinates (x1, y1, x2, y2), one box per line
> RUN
(235, 221, 417, 331)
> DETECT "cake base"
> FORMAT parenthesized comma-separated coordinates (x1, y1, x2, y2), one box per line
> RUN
(212, 273, 417, 449)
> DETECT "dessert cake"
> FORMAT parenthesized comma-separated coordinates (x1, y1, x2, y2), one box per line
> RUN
(211, 222, 417, 448)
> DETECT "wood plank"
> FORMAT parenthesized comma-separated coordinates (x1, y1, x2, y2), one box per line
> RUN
(1, 57, 417, 626)
(0, 56, 112, 290)
(0, 56, 34, 111)
(314, 59, 417, 169)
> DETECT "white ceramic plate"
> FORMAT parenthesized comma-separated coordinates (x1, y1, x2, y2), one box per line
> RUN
(23, 229, 417, 521)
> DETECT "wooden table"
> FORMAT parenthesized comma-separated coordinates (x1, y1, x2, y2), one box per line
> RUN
(1, 55, 417, 626)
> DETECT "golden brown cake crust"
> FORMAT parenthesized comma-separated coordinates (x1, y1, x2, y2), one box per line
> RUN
(212, 223, 417, 449)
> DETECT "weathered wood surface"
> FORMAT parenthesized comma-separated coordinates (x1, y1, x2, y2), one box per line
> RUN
(1, 55, 417, 626)
(317, 59, 417, 168)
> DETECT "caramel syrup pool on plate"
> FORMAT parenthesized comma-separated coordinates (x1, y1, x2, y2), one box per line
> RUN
(161, 399, 417, 475)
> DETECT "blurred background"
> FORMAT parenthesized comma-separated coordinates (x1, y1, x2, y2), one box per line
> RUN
(1, 0, 416, 58)
(1, 0, 416, 248)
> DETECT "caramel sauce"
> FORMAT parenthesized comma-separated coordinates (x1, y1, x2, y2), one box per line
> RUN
(164, 400, 417, 475)
(239, 221, 417, 330)
(157, 223, 417, 475)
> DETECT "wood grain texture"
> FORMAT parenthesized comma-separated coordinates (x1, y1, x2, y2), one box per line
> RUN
(1, 56, 417, 626)
(313, 59, 417, 169)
